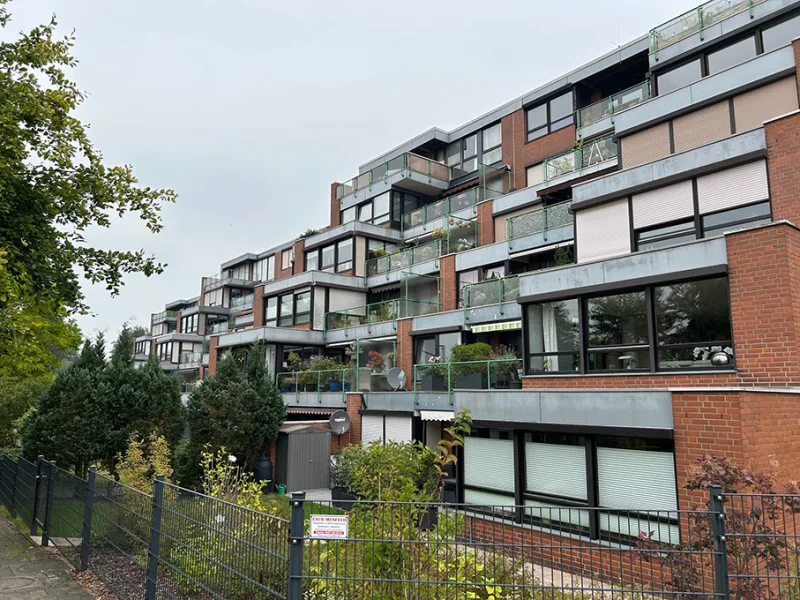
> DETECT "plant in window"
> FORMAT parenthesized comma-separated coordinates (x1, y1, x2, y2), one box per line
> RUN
(367, 351, 385, 373)
(490, 346, 522, 389)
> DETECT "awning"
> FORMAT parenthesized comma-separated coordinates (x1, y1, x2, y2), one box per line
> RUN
(509, 240, 572, 260)
(469, 320, 522, 333)
(420, 410, 454, 422)
(287, 407, 335, 416)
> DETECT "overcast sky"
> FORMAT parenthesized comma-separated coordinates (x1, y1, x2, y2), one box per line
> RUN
(8, 0, 698, 340)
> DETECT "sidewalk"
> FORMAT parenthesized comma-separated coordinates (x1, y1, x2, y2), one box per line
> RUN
(0, 516, 95, 599)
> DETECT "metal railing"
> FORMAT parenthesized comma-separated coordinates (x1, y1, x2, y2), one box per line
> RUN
(577, 81, 650, 129)
(230, 294, 254, 311)
(335, 152, 454, 200)
(413, 358, 524, 403)
(543, 135, 617, 181)
(3, 453, 800, 599)
(276, 369, 352, 403)
(151, 310, 177, 324)
(325, 298, 440, 331)
(507, 200, 572, 242)
(462, 276, 520, 313)
(650, 0, 765, 56)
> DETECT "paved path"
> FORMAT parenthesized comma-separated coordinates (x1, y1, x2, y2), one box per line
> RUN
(0, 517, 95, 600)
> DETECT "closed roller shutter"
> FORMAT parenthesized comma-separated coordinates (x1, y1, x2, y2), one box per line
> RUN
(620, 122, 671, 169)
(672, 101, 730, 154)
(597, 447, 677, 511)
(525, 442, 587, 500)
(734, 77, 798, 133)
(425, 421, 442, 450)
(576, 199, 631, 263)
(361, 415, 383, 445)
(632, 180, 695, 229)
(697, 160, 768, 214)
(464, 437, 515, 493)
(384, 416, 412, 443)
(526, 163, 544, 187)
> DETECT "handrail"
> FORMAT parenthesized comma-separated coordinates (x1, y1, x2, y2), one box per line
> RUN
(462, 276, 520, 318)
(649, 0, 764, 56)
(325, 298, 440, 332)
(276, 369, 352, 405)
(577, 81, 650, 130)
(335, 152, 454, 200)
(542, 136, 617, 182)
(506, 200, 572, 243)
(412, 358, 524, 404)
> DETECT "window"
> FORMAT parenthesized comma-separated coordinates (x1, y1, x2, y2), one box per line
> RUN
(654, 278, 732, 369)
(587, 291, 650, 371)
(181, 314, 198, 334)
(482, 123, 502, 165)
(281, 249, 292, 271)
(265, 297, 277, 327)
(762, 13, 800, 53)
(526, 91, 573, 142)
(156, 341, 172, 362)
(462, 134, 477, 173)
(295, 291, 311, 324)
(134, 341, 149, 355)
(306, 238, 355, 273)
(272, 288, 312, 327)
(372, 192, 390, 225)
(464, 430, 516, 507)
(321, 245, 335, 271)
(254, 255, 275, 282)
(367, 239, 397, 258)
(707, 36, 756, 75)
(457, 269, 480, 308)
(341, 206, 356, 224)
(526, 299, 580, 373)
(359, 202, 373, 222)
(229, 264, 249, 280)
(306, 251, 318, 272)
(701, 200, 770, 238)
(636, 219, 697, 251)
(337, 238, 353, 271)
(204, 288, 222, 307)
(656, 59, 702, 95)
(414, 332, 461, 364)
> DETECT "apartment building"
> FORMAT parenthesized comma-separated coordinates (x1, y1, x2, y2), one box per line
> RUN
(138, 0, 800, 551)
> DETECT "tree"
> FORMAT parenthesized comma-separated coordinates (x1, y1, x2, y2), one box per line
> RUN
(0, 1, 176, 381)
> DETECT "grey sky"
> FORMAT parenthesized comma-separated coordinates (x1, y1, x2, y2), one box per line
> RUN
(8, 0, 698, 339)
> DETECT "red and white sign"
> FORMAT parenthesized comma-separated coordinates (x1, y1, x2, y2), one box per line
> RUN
(309, 514, 349, 540)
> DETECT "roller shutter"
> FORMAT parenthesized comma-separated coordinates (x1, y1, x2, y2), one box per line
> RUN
(697, 160, 768, 214)
(576, 198, 631, 263)
(632, 180, 695, 229)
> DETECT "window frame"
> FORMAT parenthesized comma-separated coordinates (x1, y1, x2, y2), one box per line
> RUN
(156, 341, 173, 362)
(525, 91, 574, 142)
(281, 249, 292, 271)
(305, 237, 356, 274)
(525, 299, 582, 374)
(180, 314, 198, 334)
(269, 288, 313, 327)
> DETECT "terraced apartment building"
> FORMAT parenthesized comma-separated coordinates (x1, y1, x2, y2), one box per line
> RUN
(138, 0, 800, 546)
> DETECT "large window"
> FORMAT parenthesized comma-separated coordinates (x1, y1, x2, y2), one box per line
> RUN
(134, 341, 149, 355)
(436, 122, 501, 175)
(349, 191, 395, 227)
(526, 91, 573, 142)
(524, 276, 733, 374)
(657, 59, 702, 95)
(156, 341, 172, 362)
(341, 206, 356, 224)
(281, 249, 292, 271)
(270, 288, 311, 327)
(707, 36, 756, 75)
(526, 299, 580, 373)
(762, 13, 800, 53)
(255, 255, 275, 282)
(482, 123, 502, 165)
(181, 314, 198, 334)
(305, 238, 354, 273)
(414, 331, 461, 364)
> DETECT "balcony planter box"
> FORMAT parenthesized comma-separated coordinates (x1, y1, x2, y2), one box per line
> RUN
(304, 383, 318, 392)
(370, 373, 392, 392)
(328, 381, 352, 392)
(281, 383, 297, 393)
(492, 375, 522, 390)
(420, 374, 446, 392)
(455, 373, 487, 390)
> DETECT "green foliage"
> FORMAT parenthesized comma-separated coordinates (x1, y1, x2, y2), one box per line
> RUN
(0, 374, 50, 447)
(345, 441, 438, 502)
(451, 342, 495, 375)
(200, 446, 266, 511)
(116, 433, 173, 494)
(433, 409, 472, 479)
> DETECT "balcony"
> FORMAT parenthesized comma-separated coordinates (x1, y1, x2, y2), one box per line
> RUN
(335, 152, 456, 204)
(151, 310, 177, 324)
(542, 136, 617, 184)
(649, 0, 765, 56)
(276, 369, 352, 406)
(577, 81, 650, 138)
(202, 270, 257, 292)
(207, 321, 232, 335)
(230, 294, 254, 311)
(463, 276, 520, 310)
(178, 351, 204, 368)
(325, 298, 440, 332)
(506, 201, 573, 254)
(413, 358, 525, 403)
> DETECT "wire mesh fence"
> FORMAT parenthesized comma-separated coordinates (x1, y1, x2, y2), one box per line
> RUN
(2, 452, 800, 599)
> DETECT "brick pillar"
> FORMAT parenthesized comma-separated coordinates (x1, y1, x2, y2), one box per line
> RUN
(477, 200, 494, 246)
(175, 311, 182, 333)
(253, 285, 265, 328)
(345, 393, 362, 447)
(207, 336, 219, 376)
(500, 113, 518, 188)
(397, 318, 414, 384)
(793, 39, 800, 99)
(330, 183, 341, 228)
(439, 254, 457, 312)
(765, 110, 800, 225)
(292, 239, 305, 276)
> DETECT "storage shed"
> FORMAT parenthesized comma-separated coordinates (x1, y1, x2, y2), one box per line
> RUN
(275, 426, 332, 492)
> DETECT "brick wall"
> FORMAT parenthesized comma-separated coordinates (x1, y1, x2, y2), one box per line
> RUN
(292, 239, 305, 276)
(501, 109, 576, 190)
(330, 183, 341, 228)
(253, 285, 264, 328)
(207, 336, 219, 376)
(397, 318, 414, 382)
(477, 200, 494, 246)
(275, 248, 293, 281)
(439, 254, 457, 312)
(739, 390, 800, 479)
(175, 311, 182, 333)
(765, 110, 800, 225)
(345, 393, 362, 448)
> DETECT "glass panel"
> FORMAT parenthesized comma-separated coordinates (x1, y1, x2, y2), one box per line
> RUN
(337, 238, 353, 265)
(527, 127, 547, 142)
(636, 219, 697, 250)
(306, 252, 318, 271)
(587, 348, 650, 371)
(550, 92, 573, 121)
(266, 297, 277, 321)
(267, 255, 275, 281)
(359, 202, 372, 222)
(295, 291, 311, 315)
(762, 14, 800, 53)
(463, 134, 477, 159)
(373, 191, 390, 218)
(526, 300, 580, 373)
(588, 291, 648, 347)
(702, 201, 770, 228)
(655, 277, 731, 345)
(482, 147, 502, 165)
(707, 36, 756, 75)
(581, 136, 618, 168)
(279, 294, 293, 325)
(341, 206, 356, 224)
(445, 142, 461, 167)
(527, 104, 547, 131)
(482, 123, 501, 149)
(321, 245, 335, 269)
(462, 156, 477, 173)
(657, 59, 702, 95)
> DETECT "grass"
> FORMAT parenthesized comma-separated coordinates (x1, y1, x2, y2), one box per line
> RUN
(266, 493, 344, 520)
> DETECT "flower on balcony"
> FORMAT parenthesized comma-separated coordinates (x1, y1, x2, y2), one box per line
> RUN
(367, 350, 385, 373)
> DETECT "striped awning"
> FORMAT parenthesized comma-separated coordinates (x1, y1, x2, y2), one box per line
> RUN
(469, 320, 522, 333)
(420, 411, 454, 422)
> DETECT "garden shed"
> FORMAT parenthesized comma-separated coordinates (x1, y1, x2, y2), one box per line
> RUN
(275, 425, 332, 492)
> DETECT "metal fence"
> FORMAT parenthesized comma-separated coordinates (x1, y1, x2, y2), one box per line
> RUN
(2, 452, 800, 599)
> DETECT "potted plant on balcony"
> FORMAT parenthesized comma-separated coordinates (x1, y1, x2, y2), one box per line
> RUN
(491, 346, 522, 389)
(420, 356, 448, 391)
(367, 350, 392, 392)
(282, 352, 303, 392)
(309, 355, 339, 392)
(451, 343, 494, 390)
(329, 361, 353, 393)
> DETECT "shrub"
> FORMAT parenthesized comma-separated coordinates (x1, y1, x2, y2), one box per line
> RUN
(116, 433, 172, 494)
(451, 342, 494, 375)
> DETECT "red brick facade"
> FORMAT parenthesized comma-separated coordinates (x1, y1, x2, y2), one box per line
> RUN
(439, 254, 458, 312)
(477, 200, 494, 246)
(765, 110, 800, 225)
(330, 183, 341, 228)
(207, 336, 219, 376)
(396, 318, 414, 383)
(292, 239, 305, 276)
(252, 285, 264, 328)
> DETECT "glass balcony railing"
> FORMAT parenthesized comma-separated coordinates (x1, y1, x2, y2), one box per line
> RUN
(151, 310, 177, 324)
(182, 381, 199, 395)
(202, 269, 256, 290)
(543, 136, 617, 181)
(650, 0, 765, 55)
(325, 298, 440, 331)
(208, 321, 231, 335)
(462, 276, 520, 312)
(335, 152, 455, 200)
(507, 200, 573, 242)
(276, 369, 352, 403)
(178, 351, 204, 366)
(577, 81, 650, 129)
(230, 294, 254, 311)
(413, 358, 524, 401)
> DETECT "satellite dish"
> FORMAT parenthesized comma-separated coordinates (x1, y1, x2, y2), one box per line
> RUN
(387, 368, 407, 391)
(329, 410, 351, 435)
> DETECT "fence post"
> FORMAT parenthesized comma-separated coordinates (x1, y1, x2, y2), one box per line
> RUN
(30, 455, 44, 536)
(79, 466, 96, 571)
(9, 457, 18, 517)
(287, 492, 306, 600)
(41, 461, 56, 548)
(146, 475, 165, 600)
(709, 485, 731, 598)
